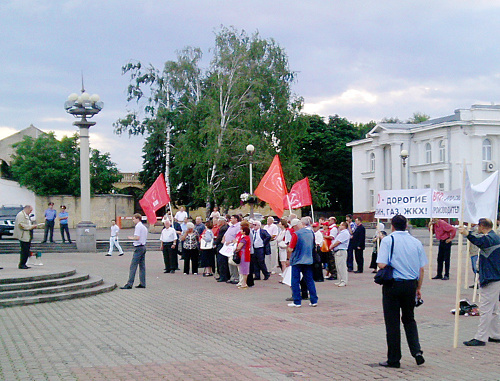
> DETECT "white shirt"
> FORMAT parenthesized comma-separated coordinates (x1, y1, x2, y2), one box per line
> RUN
(253, 229, 264, 248)
(314, 230, 324, 246)
(160, 227, 177, 243)
(264, 223, 279, 239)
(110, 224, 120, 237)
(174, 210, 188, 223)
(134, 222, 148, 246)
(333, 229, 350, 251)
(329, 225, 338, 239)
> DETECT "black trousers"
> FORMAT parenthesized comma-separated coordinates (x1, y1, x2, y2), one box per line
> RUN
(183, 248, 199, 274)
(436, 240, 452, 277)
(60, 225, 71, 242)
(354, 248, 364, 272)
(382, 280, 422, 364)
(347, 242, 354, 270)
(19, 240, 31, 268)
(162, 241, 177, 272)
(216, 250, 230, 281)
(43, 220, 55, 242)
(327, 251, 337, 277)
(252, 247, 269, 279)
(313, 246, 325, 282)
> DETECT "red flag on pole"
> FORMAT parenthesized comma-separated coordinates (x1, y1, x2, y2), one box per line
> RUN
(283, 177, 313, 209)
(255, 155, 288, 218)
(139, 174, 171, 224)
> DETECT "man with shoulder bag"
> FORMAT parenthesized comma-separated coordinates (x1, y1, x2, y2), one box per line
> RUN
(376, 214, 427, 369)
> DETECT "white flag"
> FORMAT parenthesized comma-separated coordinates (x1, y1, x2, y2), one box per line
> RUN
(462, 170, 499, 223)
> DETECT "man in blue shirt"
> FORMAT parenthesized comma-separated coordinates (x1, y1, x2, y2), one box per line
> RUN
(377, 214, 427, 368)
(42, 202, 57, 243)
(58, 205, 72, 244)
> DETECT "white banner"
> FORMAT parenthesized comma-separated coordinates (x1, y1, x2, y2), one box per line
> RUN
(375, 189, 432, 219)
(463, 170, 499, 223)
(431, 189, 461, 219)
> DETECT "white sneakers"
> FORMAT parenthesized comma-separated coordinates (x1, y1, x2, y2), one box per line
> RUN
(287, 303, 301, 307)
(337, 281, 346, 287)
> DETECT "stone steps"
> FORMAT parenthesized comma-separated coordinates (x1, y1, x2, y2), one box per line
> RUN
(0, 241, 161, 254)
(0, 268, 116, 307)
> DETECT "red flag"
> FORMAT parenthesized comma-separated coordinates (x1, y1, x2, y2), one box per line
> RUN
(139, 174, 171, 224)
(284, 177, 313, 209)
(255, 155, 288, 218)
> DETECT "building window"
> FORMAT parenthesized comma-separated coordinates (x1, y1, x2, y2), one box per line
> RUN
(370, 152, 375, 172)
(483, 138, 492, 161)
(424, 184, 430, 188)
(438, 183, 445, 191)
(425, 143, 432, 164)
(439, 140, 445, 163)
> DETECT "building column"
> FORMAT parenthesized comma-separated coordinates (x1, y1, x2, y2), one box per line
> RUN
(390, 143, 402, 190)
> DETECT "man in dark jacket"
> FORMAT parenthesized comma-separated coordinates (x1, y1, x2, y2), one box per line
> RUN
(352, 217, 366, 273)
(214, 217, 230, 282)
(251, 220, 271, 280)
(459, 218, 500, 346)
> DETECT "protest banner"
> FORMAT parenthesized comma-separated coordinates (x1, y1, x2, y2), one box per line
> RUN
(375, 189, 432, 219)
(431, 189, 461, 219)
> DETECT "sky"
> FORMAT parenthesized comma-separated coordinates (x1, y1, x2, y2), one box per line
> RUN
(2, 0, 500, 172)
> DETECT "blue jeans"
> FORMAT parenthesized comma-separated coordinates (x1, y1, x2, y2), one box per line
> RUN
(126, 245, 146, 287)
(471, 255, 478, 274)
(291, 264, 318, 305)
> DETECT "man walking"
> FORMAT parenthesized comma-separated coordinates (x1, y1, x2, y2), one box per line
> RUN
(106, 219, 124, 256)
(287, 219, 318, 308)
(13, 205, 40, 269)
(121, 213, 148, 289)
(42, 202, 56, 243)
(459, 218, 500, 346)
(430, 218, 456, 280)
(377, 214, 427, 368)
(352, 217, 366, 273)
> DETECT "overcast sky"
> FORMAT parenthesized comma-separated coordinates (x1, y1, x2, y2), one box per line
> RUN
(2, 0, 500, 172)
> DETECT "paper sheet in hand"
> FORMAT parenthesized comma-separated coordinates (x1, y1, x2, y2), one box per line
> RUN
(219, 243, 236, 258)
(281, 266, 302, 286)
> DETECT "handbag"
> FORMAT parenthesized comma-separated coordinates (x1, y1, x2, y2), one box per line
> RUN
(232, 251, 241, 264)
(320, 239, 330, 253)
(200, 235, 213, 250)
(374, 236, 394, 285)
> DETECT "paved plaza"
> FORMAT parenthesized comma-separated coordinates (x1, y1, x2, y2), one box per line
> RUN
(0, 230, 499, 380)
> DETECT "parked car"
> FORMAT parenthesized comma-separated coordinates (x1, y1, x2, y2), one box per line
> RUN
(243, 213, 265, 222)
(0, 205, 23, 239)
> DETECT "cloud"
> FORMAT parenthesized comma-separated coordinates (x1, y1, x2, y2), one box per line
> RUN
(0, 126, 19, 140)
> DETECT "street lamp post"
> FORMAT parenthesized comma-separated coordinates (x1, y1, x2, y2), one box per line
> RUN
(400, 149, 409, 189)
(246, 144, 255, 219)
(64, 87, 103, 252)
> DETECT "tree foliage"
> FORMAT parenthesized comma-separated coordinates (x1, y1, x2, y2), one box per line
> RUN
(10, 133, 121, 196)
(297, 115, 368, 214)
(115, 26, 305, 210)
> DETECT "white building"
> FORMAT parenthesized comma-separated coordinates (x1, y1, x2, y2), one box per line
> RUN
(347, 104, 500, 213)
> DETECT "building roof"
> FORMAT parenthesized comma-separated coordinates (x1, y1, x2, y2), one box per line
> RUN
(0, 125, 46, 164)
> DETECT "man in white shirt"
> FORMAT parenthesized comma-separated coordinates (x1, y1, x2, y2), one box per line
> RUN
(330, 222, 351, 287)
(160, 219, 178, 273)
(174, 206, 188, 224)
(328, 216, 338, 239)
(106, 219, 124, 256)
(252, 221, 271, 280)
(121, 213, 148, 289)
(264, 216, 279, 274)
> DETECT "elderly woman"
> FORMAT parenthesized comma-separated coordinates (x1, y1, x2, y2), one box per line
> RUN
(180, 222, 199, 275)
(276, 219, 290, 275)
(200, 220, 215, 277)
(234, 224, 251, 289)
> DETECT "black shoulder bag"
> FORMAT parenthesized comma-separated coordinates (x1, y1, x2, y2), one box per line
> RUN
(374, 236, 394, 285)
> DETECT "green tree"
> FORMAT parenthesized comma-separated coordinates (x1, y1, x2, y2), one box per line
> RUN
(298, 115, 366, 214)
(10, 133, 121, 196)
(115, 26, 305, 212)
(408, 112, 430, 124)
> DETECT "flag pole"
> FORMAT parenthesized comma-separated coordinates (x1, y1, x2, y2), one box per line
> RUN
(310, 203, 315, 223)
(286, 194, 293, 214)
(453, 159, 466, 348)
(428, 222, 433, 280)
(464, 239, 470, 289)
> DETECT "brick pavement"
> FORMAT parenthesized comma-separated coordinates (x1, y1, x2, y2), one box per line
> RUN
(0, 243, 499, 380)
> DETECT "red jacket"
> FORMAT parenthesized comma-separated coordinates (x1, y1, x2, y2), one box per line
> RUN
(432, 220, 456, 241)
